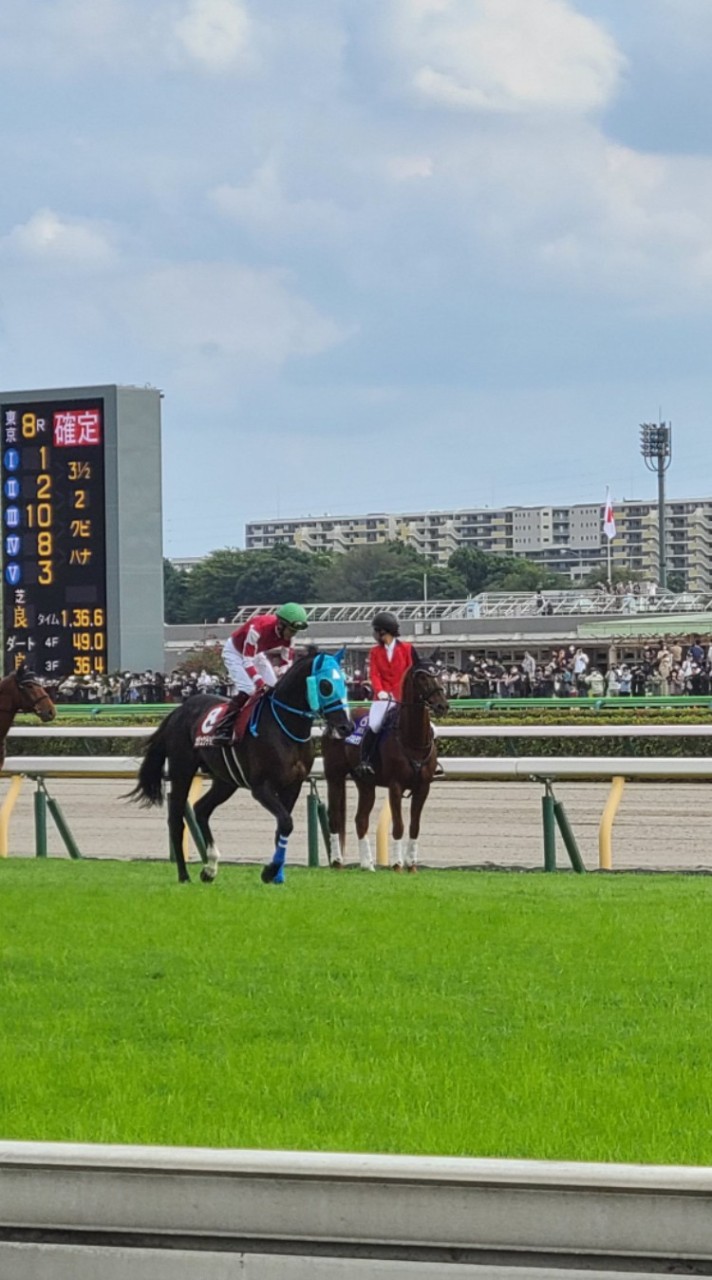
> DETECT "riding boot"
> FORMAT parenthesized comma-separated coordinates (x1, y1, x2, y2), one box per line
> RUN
(355, 728, 378, 778)
(214, 690, 249, 743)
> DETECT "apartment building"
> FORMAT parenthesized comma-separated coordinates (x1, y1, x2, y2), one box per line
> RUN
(245, 499, 712, 590)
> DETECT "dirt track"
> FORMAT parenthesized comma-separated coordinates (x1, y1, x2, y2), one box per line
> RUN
(2, 777, 711, 873)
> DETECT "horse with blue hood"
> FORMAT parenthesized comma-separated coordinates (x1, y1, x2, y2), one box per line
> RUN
(129, 648, 352, 884)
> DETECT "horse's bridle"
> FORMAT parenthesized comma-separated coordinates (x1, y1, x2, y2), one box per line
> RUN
(402, 667, 445, 711)
(0, 677, 55, 719)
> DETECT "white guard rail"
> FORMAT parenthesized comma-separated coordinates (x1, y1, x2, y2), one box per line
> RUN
(2, 1142, 712, 1278)
(4, 726, 712, 870)
(8, 722, 712, 740)
(3, 755, 712, 781)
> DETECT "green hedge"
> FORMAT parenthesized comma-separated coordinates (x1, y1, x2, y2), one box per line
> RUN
(7, 703, 712, 760)
(437, 705, 712, 759)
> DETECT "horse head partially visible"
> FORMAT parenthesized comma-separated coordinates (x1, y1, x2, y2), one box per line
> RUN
(305, 649, 353, 739)
(404, 650, 449, 719)
(1, 668, 56, 723)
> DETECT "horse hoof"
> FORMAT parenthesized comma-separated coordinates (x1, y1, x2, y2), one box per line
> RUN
(360, 862, 375, 873)
(200, 869, 214, 883)
(407, 864, 418, 875)
(392, 863, 403, 873)
(331, 860, 344, 870)
(261, 863, 278, 884)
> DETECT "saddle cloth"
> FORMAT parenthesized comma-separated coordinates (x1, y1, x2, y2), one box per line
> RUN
(345, 708, 396, 746)
(193, 696, 257, 748)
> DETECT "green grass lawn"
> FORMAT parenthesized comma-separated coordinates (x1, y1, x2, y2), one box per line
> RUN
(2, 859, 712, 1165)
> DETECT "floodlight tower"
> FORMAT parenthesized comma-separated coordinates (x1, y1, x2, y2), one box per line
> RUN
(639, 421, 672, 588)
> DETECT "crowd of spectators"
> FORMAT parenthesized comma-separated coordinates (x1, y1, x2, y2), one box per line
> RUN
(459, 637, 712, 698)
(48, 669, 229, 705)
(43, 635, 712, 705)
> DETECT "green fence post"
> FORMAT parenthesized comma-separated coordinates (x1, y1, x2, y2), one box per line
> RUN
(553, 799, 586, 874)
(184, 804, 208, 864)
(316, 796, 332, 856)
(307, 783, 320, 868)
(541, 783, 556, 872)
(34, 781, 48, 859)
(46, 794, 83, 860)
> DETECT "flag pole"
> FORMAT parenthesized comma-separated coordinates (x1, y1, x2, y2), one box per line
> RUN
(603, 486, 615, 586)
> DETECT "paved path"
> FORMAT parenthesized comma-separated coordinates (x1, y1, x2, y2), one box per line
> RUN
(2, 777, 711, 873)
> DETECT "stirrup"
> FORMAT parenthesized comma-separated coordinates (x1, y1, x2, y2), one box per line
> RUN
(354, 760, 375, 779)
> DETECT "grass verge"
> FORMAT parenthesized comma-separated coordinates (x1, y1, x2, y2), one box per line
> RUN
(2, 860, 711, 1164)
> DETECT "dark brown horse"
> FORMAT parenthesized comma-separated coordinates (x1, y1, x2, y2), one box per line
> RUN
(129, 650, 353, 885)
(0, 668, 56, 767)
(322, 657, 448, 872)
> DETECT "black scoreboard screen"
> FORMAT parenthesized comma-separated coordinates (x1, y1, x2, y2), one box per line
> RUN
(2, 398, 108, 677)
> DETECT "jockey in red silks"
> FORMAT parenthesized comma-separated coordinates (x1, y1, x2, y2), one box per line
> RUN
(222, 602, 309, 713)
(355, 610, 414, 778)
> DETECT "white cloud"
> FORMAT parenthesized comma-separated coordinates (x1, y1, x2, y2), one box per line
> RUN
(119, 262, 350, 366)
(389, 0, 625, 114)
(537, 144, 712, 301)
(210, 161, 342, 237)
(0, 0, 254, 74)
(5, 209, 116, 266)
(173, 0, 252, 72)
(385, 155, 434, 181)
(419, 120, 712, 305)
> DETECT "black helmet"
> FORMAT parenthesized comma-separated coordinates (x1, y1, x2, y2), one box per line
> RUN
(372, 611, 400, 636)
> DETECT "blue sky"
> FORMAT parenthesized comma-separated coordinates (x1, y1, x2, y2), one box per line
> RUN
(1, 0, 711, 555)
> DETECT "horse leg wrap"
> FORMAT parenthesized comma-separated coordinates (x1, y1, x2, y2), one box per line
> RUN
(406, 839, 419, 868)
(358, 836, 375, 872)
(273, 835, 288, 884)
(201, 844, 221, 883)
(330, 833, 343, 866)
(391, 839, 404, 869)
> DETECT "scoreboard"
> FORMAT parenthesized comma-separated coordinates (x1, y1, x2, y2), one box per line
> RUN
(0, 385, 164, 679)
(2, 398, 108, 677)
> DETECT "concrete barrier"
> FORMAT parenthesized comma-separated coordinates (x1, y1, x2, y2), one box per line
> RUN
(1, 1143, 712, 1277)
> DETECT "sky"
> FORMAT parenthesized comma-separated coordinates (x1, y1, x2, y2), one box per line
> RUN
(2, 0, 712, 556)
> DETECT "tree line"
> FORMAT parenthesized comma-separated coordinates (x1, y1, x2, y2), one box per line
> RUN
(164, 542, 580, 624)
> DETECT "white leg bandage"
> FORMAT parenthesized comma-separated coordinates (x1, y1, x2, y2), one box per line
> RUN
(391, 838, 404, 868)
(203, 844, 221, 881)
(358, 836, 375, 871)
(330, 833, 343, 866)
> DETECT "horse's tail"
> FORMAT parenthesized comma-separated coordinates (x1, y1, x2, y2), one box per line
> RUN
(126, 718, 171, 807)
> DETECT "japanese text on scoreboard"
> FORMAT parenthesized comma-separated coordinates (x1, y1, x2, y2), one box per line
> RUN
(2, 399, 108, 677)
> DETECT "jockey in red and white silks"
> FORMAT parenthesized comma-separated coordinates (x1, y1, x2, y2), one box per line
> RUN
(354, 610, 414, 780)
(222, 603, 309, 701)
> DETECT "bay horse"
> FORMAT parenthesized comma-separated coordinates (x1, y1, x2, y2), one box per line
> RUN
(129, 650, 353, 885)
(0, 668, 56, 766)
(322, 655, 448, 872)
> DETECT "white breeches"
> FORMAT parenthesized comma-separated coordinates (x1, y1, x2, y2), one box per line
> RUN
(368, 697, 394, 732)
(222, 640, 277, 694)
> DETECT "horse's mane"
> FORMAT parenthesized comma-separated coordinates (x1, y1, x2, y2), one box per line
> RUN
(273, 647, 319, 694)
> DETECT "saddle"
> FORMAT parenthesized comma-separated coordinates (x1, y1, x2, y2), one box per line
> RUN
(193, 693, 262, 749)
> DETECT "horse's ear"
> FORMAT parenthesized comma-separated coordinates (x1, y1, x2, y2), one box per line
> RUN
(428, 648, 442, 667)
(333, 647, 346, 665)
(410, 646, 421, 668)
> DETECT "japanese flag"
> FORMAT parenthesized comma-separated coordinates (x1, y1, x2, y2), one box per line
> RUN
(603, 488, 616, 541)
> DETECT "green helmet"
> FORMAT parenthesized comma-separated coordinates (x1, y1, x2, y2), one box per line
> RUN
(276, 602, 309, 631)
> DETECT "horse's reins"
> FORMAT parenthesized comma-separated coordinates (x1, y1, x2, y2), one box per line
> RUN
(397, 676, 441, 773)
(268, 693, 315, 743)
